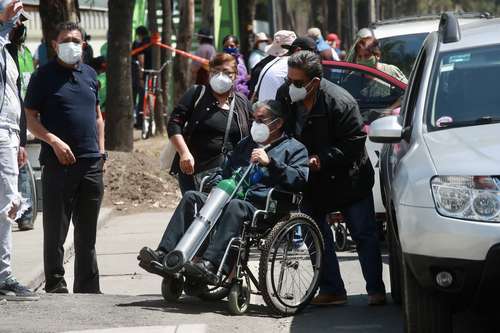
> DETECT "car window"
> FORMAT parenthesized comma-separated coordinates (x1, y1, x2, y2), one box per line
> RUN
(324, 67, 405, 124)
(427, 45, 500, 130)
(402, 47, 427, 129)
(378, 33, 428, 77)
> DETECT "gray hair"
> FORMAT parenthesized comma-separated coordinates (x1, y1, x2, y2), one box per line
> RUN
(252, 100, 286, 120)
(288, 51, 323, 80)
(55, 21, 85, 40)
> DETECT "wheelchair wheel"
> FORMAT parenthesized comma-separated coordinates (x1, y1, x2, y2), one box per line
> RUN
(228, 278, 251, 315)
(259, 213, 324, 316)
(332, 223, 348, 252)
(199, 285, 230, 301)
(161, 275, 184, 302)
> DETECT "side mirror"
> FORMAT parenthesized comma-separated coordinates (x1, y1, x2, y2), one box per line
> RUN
(368, 115, 403, 144)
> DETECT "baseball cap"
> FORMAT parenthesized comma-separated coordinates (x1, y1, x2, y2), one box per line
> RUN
(266, 30, 297, 57)
(288, 36, 317, 54)
(195, 27, 213, 40)
(326, 33, 339, 42)
(254, 32, 269, 42)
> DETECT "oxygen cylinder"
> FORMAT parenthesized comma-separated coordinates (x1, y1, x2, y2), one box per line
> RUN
(163, 177, 238, 273)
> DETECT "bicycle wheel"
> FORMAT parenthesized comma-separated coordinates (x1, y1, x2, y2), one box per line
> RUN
(141, 95, 150, 139)
(148, 95, 156, 138)
(259, 213, 324, 316)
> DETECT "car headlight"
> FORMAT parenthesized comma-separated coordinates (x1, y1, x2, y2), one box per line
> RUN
(431, 176, 500, 222)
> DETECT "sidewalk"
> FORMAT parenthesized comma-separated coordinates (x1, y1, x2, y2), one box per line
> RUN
(64, 211, 172, 295)
(10, 207, 114, 290)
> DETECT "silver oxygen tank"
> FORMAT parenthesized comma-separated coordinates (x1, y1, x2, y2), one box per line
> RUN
(163, 165, 253, 273)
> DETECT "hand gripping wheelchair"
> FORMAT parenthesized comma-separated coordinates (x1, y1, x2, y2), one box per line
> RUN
(158, 166, 325, 316)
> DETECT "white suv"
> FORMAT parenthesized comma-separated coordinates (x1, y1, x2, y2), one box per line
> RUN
(369, 13, 500, 332)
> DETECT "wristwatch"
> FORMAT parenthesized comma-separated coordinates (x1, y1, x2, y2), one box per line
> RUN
(101, 151, 108, 161)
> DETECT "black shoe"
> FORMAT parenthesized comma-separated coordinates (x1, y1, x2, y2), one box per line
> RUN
(138, 247, 168, 277)
(184, 259, 219, 285)
(17, 219, 34, 231)
(0, 279, 39, 301)
(45, 284, 69, 294)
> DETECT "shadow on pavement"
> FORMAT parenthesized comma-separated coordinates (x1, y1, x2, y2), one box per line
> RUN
(116, 295, 278, 318)
(290, 294, 403, 333)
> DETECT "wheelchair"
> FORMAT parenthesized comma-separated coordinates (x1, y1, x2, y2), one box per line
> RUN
(159, 179, 325, 316)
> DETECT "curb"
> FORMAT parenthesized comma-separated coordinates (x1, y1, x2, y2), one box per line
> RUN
(29, 207, 115, 291)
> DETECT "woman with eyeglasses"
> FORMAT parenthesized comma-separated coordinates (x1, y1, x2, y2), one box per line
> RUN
(167, 53, 252, 194)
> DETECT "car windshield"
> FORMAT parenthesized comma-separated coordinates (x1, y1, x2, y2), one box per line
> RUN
(428, 45, 500, 131)
(378, 33, 428, 77)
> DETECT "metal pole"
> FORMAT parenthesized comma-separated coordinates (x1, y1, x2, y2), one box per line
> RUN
(368, 0, 376, 24)
(349, 0, 357, 45)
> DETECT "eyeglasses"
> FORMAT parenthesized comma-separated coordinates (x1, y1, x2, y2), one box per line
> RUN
(285, 77, 312, 88)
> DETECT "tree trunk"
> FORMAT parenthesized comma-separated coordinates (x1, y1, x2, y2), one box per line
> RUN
(200, 0, 214, 30)
(105, 0, 135, 152)
(173, 0, 194, 103)
(148, 0, 165, 134)
(238, 0, 257, 60)
(39, 0, 80, 59)
(162, 0, 173, 122)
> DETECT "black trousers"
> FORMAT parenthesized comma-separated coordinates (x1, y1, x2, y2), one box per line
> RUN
(42, 157, 104, 293)
(158, 191, 256, 270)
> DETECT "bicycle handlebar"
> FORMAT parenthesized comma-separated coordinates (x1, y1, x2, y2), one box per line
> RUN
(136, 60, 171, 75)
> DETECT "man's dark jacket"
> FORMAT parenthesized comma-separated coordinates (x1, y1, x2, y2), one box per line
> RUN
(217, 135, 309, 208)
(276, 78, 374, 211)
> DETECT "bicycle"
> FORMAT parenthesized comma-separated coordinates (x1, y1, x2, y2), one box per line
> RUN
(137, 60, 169, 139)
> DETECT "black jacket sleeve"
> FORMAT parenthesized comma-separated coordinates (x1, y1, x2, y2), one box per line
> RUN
(318, 95, 367, 170)
(166, 85, 200, 137)
(265, 141, 309, 193)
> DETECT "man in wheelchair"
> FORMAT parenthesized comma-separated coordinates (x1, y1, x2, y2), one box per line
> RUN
(138, 100, 309, 284)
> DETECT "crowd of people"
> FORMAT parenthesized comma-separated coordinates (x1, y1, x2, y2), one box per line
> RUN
(1, 0, 408, 310)
(137, 27, 402, 307)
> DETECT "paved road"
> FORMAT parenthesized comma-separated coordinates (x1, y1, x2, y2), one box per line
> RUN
(1, 211, 497, 332)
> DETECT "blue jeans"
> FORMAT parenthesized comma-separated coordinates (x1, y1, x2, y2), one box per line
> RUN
(305, 193, 385, 296)
(17, 165, 33, 222)
(177, 172, 196, 195)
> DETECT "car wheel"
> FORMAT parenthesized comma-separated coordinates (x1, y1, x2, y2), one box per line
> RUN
(402, 255, 452, 333)
(387, 207, 402, 305)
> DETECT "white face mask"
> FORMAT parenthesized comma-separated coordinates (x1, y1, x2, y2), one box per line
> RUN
(288, 80, 313, 103)
(250, 118, 278, 144)
(251, 121, 270, 144)
(258, 42, 268, 52)
(209, 72, 233, 94)
(57, 42, 83, 65)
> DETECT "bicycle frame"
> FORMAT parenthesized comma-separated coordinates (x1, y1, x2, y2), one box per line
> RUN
(137, 61, 170, 139)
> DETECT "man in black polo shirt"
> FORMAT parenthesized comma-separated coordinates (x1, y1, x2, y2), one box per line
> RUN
(25, 22, 105, 294)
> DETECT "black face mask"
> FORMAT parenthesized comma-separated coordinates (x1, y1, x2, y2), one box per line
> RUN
(11, 24, 27, 46)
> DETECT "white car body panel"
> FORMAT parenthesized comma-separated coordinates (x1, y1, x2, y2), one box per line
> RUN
(397, 205, 500, 261)
(423, 124, 500, 175)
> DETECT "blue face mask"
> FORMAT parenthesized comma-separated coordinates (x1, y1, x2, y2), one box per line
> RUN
(223, 47, 238, 55)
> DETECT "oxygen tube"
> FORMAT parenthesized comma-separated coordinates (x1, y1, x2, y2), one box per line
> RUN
(162, 162, 258, 273)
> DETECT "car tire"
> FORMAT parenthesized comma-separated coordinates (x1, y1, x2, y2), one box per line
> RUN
(387, 207, 402, 305)
(402, 255, 452, 333)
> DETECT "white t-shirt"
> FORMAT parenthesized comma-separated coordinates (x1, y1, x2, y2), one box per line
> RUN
(256, 56, 289, 102)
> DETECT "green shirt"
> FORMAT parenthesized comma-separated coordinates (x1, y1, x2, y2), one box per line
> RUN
(17, 45, 34, 100)
(97, 72, 106, 112)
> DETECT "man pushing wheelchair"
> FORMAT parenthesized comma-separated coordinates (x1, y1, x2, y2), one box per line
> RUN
(137, 100, 309, 288)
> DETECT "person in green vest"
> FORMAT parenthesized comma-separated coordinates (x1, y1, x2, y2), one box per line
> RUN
(91, 56, 107, 117)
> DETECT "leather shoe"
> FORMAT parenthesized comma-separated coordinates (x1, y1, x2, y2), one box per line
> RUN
(310, 293, 348, 306)
(368, 293, 387, 306)
(184, 259, 219, 285)
(137, 247, 167, 276)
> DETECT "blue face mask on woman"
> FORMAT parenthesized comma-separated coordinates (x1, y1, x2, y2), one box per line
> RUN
(223, 47, 238, 55)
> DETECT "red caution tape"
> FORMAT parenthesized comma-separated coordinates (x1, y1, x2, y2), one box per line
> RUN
(131, 32, 209, 70)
